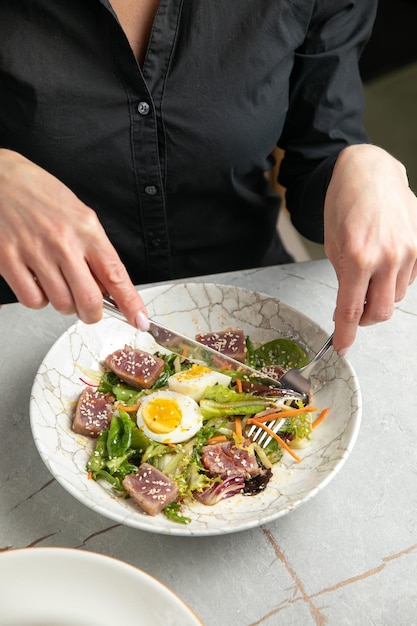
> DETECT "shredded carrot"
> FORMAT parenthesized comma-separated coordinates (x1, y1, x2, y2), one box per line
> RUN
(87, 471, 93, 480)
(249, 419, 301, 463)
(236, 378, 243, 393)
(235, 416, 242, 438)
(182, 346, 189, 357)
(117, 404, 140, 412)
(247, 406, 318, 424)
(206, 435, 228, 444)
(167, 443, 177, 448)
(312, 408, 330, 429)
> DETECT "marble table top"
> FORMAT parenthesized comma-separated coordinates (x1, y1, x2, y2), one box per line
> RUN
(1, 259, 416, 625)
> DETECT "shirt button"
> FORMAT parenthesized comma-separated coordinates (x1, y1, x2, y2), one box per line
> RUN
(138, 101, 150, 116)
(147, 232, 161, 247)
(144, 185, 157, 196)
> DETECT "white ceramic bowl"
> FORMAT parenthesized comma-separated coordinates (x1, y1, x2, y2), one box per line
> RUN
(30, 283, 361, 536)
(0, 547, 202, 625)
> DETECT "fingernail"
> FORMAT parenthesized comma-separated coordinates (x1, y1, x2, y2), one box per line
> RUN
(337, 347, 349, 357)
(135, 310, 150, 332)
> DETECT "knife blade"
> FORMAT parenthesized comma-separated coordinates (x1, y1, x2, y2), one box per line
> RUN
(102, 296, 290, 392)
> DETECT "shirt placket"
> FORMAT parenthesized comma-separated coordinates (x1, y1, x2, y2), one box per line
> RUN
(132, 78, 172, 280)
(106, 0, 183, 281)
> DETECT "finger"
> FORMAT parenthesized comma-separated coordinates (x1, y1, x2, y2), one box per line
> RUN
(395, 256, 417, 302)
(358, 271, 396, 327)
(333, 300, 365, 355)
(30, 264, 78, 316)
(24, 224, 123, 323)
(332, 272, 369, 354)
(59, 234, 149, 326)
(18, 242, 81, 317)
(4, 273, 48, 309)
(410, 259, 417, 284)
(90, 250, 148, 328)
(55, 256, 109, 323)
(0, 251, 48, 309)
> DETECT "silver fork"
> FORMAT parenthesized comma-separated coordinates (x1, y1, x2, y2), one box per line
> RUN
(278, 332, 334, 399)
(248, 415, 289, 448)
(249, 333, 334, 447)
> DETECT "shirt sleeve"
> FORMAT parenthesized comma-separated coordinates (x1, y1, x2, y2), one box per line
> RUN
(278, 0, 378, 243)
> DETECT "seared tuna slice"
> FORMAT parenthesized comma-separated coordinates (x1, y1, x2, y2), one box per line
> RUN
(201, 439, 260, 479)
(147, 324, 184, 350)
(259, 364, 286, 381)
(122, 463, 179, 516)
(240, 364, 287, 395)
(72, 387, 114, 437)
(195, 329, 247, 364)
(104, 345, 165, 389)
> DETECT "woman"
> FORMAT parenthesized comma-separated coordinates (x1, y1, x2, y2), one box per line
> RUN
(0, 0, 416, 355)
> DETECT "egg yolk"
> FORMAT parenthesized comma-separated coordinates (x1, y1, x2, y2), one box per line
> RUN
(176, 364, 212, 380)
(142, 398, 182, 434)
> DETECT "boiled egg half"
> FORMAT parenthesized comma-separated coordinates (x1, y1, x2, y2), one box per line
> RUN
(136, 389, 203, 444)
(167, 364, 232, 401)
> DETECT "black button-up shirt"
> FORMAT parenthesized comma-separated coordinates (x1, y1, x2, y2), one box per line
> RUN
(0, 0, 376, 302)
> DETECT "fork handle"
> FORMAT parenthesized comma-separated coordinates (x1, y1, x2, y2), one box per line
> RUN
(301, 333, 334, 377)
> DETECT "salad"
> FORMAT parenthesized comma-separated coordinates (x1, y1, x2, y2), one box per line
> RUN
(72, 329, 329, 525)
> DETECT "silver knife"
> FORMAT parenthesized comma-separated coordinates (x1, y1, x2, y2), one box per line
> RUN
(102, 295, 291, 392)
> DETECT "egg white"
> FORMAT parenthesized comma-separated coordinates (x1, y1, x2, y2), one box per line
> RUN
(167, 364, 232, 401)
(136, 389, 203, 444)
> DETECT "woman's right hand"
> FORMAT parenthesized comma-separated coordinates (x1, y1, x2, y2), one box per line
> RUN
(0, 149, 149, 328)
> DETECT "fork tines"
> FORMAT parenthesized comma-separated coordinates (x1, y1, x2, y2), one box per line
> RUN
(248, 417, 287, 448)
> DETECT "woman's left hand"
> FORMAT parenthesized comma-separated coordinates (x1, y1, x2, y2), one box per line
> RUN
(324, 144, 417, 355)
